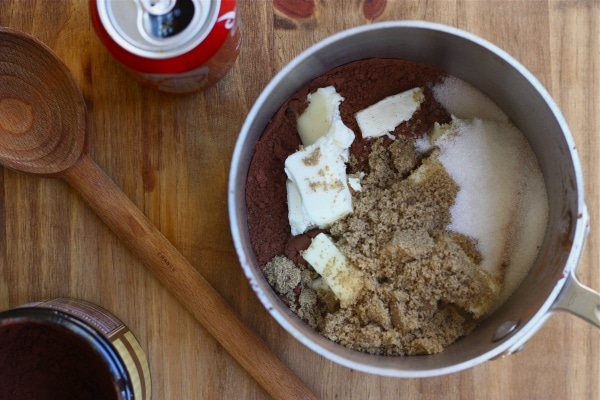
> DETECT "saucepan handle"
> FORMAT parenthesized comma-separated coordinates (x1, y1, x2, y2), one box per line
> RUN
(552, 270, 600, 328)
(552, 204, 600, 328)
(553, 270, 600, 328)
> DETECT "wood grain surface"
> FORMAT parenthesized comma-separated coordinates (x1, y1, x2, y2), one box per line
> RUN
(1, 1, 599, 399)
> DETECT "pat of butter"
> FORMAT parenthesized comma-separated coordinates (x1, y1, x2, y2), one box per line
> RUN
(355, 87, 425, 138)
(297, 86, 344, 145)
(286, 86, 355, 235)
(348, 173, 363, 192)
(286, 180, 313, 236)
(285, 123, 354, 235)
(467, 273, 501, 318)
(302, 233, 363, 307)
(429, 121, 452, 143)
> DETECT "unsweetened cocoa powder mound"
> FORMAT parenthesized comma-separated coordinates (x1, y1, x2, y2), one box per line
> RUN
(246, 58, 451, 267)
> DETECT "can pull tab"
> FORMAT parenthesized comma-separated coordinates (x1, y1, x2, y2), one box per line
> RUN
(141, 0, 195, 38)
(139, 0, 177, 16)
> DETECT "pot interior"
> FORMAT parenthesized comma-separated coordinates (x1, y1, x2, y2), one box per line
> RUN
(229, 22, 586, 376)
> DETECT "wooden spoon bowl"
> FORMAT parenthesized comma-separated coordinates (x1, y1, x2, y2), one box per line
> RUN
(0, 28, 85, 175)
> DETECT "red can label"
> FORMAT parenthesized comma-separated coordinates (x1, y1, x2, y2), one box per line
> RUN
(90, 0, 241, 94)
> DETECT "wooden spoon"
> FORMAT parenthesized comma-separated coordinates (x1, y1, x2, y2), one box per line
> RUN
(0, 27, 317, 400)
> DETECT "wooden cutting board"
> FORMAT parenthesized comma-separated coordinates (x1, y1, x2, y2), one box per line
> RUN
(0, 1, 598, 398)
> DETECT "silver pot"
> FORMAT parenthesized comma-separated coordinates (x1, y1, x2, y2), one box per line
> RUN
(228, 21, 599, 377)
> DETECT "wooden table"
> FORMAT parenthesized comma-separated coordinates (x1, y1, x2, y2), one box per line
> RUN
(1, 1, 598, 398)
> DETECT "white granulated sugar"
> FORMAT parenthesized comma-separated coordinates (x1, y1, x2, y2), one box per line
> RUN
(436, 117, 548, 305)
(497, 165, 548, 306)
(414, 135, 431, 154)
(437, 119, 520, 275)
(433, 76, 508, 122)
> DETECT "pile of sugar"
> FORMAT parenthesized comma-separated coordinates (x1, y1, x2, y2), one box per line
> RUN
(432, 76, 507, 121)
(431, 77, 549, 306)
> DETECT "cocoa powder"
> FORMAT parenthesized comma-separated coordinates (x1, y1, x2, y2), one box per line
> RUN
(0, 320, 118, 400)
(246, 58, 451, 267)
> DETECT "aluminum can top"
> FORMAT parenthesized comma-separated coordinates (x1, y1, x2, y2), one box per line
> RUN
(97, 0, 221, 59)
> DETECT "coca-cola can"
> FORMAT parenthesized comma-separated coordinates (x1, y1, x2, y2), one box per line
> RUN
(90, 0, 241, 94)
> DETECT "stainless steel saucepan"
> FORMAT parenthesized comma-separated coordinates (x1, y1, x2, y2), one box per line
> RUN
(228, 21, 599, 377)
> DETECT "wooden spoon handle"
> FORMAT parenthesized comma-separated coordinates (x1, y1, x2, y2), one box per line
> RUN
(62, 154, 318, 400)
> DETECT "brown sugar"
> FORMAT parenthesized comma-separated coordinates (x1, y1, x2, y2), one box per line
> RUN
(264, 255, 337, 327)
(265, 136, 500, 355)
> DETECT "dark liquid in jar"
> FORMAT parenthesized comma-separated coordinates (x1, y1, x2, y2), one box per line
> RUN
(0, 321, 119, 400)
